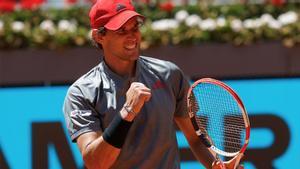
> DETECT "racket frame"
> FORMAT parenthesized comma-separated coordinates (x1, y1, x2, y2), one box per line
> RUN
(187, 78, 250, 157)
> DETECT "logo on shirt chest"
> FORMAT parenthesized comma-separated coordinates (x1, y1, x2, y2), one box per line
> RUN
(152, 80, 166, 90)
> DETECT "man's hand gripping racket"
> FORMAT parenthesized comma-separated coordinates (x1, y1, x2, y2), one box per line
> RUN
(187, 78, 250, 169)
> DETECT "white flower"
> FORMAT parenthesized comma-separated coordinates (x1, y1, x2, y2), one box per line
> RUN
(151, 19, 179, 31)
(175, 10, 189, 22)
(216, 17, 226, 27)
(230, 19, 243, 32)
(199, 19, 216, 31)
(87, 29, 93, 40)
(58, 19, 77, 33)
(11, 21, 25, 32)
(258, 14, 282, 29)
(40, 20, 56, 35)
(268, 20, 282, 29)
(278, 11, 298, 25)
(0, 20, 4, 31)
(243, 19, 254, 29)
(185, 14, 201, 27)
(243, 19, 262, 29)
(260, 13, 275, 25)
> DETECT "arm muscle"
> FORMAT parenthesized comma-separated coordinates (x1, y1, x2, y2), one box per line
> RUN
(174, 116, 216, 169)
(77, 131, 121, 169)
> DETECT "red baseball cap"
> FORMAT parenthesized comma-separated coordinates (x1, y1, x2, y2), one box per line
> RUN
(89, 0, 144, 30)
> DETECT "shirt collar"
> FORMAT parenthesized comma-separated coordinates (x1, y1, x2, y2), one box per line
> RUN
(99, 58, 141, 89)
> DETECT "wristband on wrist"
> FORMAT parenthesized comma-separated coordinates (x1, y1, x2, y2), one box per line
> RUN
(102, 112, 133, 149)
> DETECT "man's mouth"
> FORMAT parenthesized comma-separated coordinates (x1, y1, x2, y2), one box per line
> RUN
(125, 43, 137, 50)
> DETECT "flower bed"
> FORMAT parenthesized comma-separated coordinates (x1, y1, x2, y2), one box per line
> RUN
(0, 3, 299, 50)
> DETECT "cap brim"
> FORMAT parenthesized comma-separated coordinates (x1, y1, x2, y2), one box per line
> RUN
(104, 10, 144, 31)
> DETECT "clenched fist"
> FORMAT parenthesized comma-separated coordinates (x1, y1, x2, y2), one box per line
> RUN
(120, 82, 151, 121)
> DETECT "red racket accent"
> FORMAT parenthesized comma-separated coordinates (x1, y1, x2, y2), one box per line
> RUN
(187, 78, 250, 161)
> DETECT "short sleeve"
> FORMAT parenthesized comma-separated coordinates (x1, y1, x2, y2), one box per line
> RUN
(63, 84, 102, 142)
(169, 63, 190, 117)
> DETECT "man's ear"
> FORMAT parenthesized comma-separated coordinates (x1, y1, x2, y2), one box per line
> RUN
(92, 29, 104, 43)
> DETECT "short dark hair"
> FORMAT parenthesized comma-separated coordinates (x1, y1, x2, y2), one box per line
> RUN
(91, 27, 106, 49)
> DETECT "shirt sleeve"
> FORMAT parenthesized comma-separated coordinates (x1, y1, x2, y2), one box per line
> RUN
(63, 84, 102, 142)
(169, 62, 190, 118)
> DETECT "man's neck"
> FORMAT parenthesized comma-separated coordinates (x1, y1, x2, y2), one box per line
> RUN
(104, 57, 136, 78)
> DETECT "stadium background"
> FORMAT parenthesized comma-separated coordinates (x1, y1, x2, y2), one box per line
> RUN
(1, 0, 300, 169)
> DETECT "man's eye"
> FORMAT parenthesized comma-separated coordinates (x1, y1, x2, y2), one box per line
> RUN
(133, 26, 139, 31)
(115, 24, 140, 35)
(116, 29, 126, 34)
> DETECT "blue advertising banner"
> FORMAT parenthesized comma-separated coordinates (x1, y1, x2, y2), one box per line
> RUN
(0, 78, 299, 169)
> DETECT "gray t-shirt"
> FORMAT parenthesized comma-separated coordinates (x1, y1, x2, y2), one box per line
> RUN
(63, 56, 190, 169)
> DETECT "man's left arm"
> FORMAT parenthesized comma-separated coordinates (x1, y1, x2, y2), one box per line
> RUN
(174, 116, 216, 169)
(175, 116, 244, 169)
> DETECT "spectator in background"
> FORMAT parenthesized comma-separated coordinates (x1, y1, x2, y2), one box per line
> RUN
(63, 0, 244, 168)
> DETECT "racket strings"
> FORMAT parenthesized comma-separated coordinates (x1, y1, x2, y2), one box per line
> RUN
(191, 83, 246, 153)
(195, 114, 246, 150)
(197, 115, 245, 129)
(196, 111, 245, 131)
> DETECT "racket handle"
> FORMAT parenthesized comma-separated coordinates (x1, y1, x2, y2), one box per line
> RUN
(212, 160, 225, 169)
(233, 153, 244, 169)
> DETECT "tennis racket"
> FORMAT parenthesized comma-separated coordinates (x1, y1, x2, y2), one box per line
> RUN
(187, 78, 250, 169)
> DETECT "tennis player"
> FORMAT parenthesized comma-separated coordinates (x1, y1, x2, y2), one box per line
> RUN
(63, 0, 243, 168)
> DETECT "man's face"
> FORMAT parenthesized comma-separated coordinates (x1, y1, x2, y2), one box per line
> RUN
(100, 17, 142, 62)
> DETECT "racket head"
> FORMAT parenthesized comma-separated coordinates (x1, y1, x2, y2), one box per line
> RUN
(187, 78, 250, 158)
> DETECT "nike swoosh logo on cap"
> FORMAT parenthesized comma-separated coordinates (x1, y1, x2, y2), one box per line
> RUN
(116, 3, 126, 12)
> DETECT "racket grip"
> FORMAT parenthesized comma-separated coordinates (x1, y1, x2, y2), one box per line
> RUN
(233, 153, 244, 169)
(199, 134, 212, 147)
(212, 160, 225, 169)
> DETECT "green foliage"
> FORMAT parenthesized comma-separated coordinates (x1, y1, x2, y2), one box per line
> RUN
(0, 3, 300, 50)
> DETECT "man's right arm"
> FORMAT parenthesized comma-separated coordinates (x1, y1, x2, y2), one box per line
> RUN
(77, 131, 121, 169)
(76, 104, 137, 169)
(75, 82, 151, 169)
